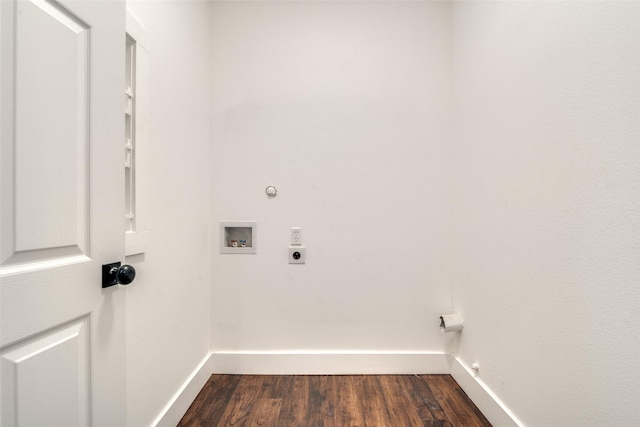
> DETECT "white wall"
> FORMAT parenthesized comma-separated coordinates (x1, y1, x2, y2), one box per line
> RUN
(452, 2, 640, 426)
(209, 1, 453, 361)
(117, 1, 640, 424)
(124, 2, 211, 426)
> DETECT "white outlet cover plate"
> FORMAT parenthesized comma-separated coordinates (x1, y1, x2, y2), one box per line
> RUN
(288, 246, 306, 264)
(291, 227, 302, 245)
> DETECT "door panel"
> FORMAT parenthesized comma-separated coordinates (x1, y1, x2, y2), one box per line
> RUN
(0, 0, 126, 425)
(1, 317, 90, 427)
(12, 0, 90, 257)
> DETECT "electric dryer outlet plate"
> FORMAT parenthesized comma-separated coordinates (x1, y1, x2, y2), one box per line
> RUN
(288, 246, 306, 264)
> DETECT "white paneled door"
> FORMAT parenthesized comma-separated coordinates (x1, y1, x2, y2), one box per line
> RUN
(0, 0, 126, 426)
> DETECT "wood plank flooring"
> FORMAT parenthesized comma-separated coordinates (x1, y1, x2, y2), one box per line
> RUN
(178, 375, 491, 426)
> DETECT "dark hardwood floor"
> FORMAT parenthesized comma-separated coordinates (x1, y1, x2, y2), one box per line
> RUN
(178, 375, 491, 426)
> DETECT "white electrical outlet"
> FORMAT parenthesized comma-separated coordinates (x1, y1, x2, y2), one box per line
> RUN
(288, 246, 306, 264)
(291, 227, 302, 245)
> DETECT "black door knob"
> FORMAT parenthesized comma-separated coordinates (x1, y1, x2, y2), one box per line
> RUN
(116, 264, 136, 285)
(102, 262, 136, 288)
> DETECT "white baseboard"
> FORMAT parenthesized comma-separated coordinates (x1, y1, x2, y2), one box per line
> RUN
(211, 350, 452, 375)
(151, 351, 520, 427)
(152, 352, 213, 427)
(450, 356, 523, 427)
